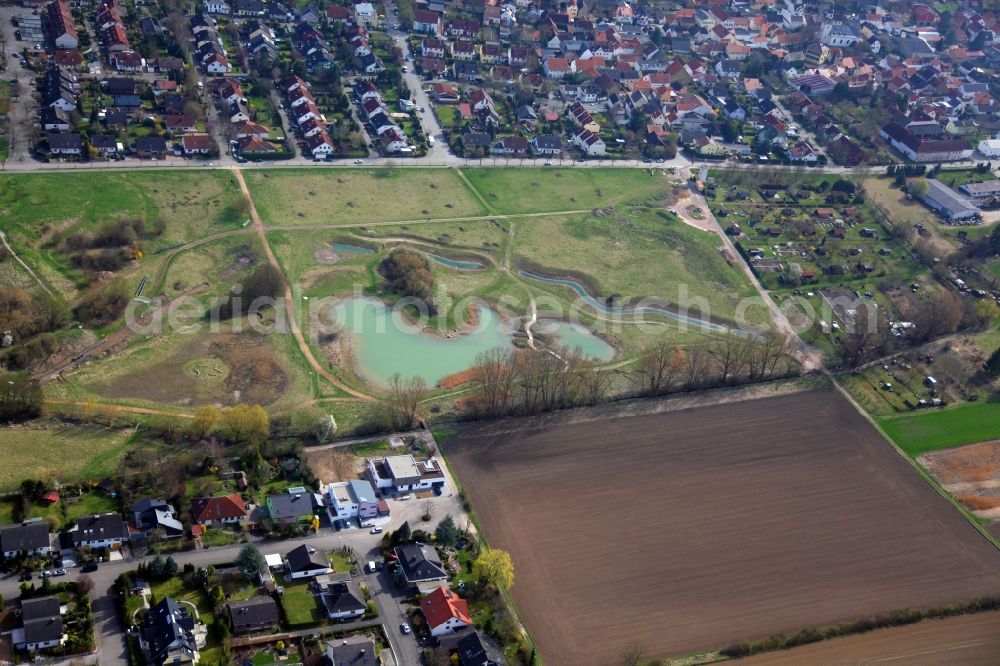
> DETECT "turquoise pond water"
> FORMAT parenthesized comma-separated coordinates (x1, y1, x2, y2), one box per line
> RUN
(331, 297, 614, 385)
(332, 242, 375, 254)
(426, 253, 484, 270)
(539, 320, 617, 362)
(518, 271, 733, 334)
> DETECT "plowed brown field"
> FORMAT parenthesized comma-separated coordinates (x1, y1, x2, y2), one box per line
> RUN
(446, 390, 1000, 665)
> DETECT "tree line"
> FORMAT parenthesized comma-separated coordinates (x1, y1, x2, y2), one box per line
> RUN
(466, 333, 796, 420)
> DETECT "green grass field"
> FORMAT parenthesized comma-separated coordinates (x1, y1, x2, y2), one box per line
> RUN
(0, 424, 136, 490)
(0, 171, 246, 297)
(244, 168, 487, 227)
(878, 402, 1000, 456)
(461, 167, 668, 214)
(280, 580, 320, 627)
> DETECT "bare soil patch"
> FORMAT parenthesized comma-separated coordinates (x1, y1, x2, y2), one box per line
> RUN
(921, 441, 1000, 519)
(446, 389, 1000, 665)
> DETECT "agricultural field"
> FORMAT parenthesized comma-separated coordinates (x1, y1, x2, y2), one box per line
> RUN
(737, 610, 1000, 666)
(243, 168, 488, 227)
(921, 441, 1000, 520)
(445, 389, 1000, 665)
(878, 402, 1000, 456)
(0, 423, 136, 491)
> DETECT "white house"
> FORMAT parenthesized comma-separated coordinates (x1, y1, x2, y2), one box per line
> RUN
(285, 544, 332, 580)
(318, 574, 366, 620)
(420, 587, 473, 637)
(978, 139, 1000, 158)
(0, 522, 52, 559)
(365, 456, 446, 494)
(572, 128, 606, 156)
(65, 513, 129, 549)
(353, 2, 378, 28)
(326, 479, 385, 527)
(205, 0, 231, 14)
(820, 23, 861, 48)
(15, 597, 65, 651)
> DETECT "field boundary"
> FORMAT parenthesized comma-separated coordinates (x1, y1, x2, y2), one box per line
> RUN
(831, 375, 1000, 552)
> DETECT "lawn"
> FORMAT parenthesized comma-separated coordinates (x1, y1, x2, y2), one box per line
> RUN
(280, 580, 320, 627)
(27, 491, 119, 529)
(0, 424, 136, 491)
(513, 209, 762, 327)
(327, 550, 355, 573)
(243, 168, 487, 227)
(461, 167, 668, 214)
(878, 401, 1000, 456)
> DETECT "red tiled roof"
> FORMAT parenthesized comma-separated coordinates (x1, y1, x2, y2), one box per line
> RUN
(419, 586, 472, 630)
(191, 494, 247, 523)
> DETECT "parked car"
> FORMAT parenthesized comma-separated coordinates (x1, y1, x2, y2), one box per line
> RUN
(53, 569, 67, 577)
(41, 570, 52, 577)
(19, 571, 32, 581)
(400, 623, 411, 635)
(81, 562, 98, 573)
(370, 526, 383, 534)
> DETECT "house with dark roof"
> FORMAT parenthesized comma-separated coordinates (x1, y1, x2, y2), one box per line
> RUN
(394, 543, 447, 585)
(318, 573, 366, 620)
(880, 122, 973, 163)
(327, 635, 377, 666)
(285, 544, 332, 579)
(64, 513, 128, 549)
(266, 488, 323, 524)
(41, 107, 71, 131)
(15, 596, 64, 651)
(134, 136, 168, 159)
(227, 597, 278, 635)
(46, 132, 82, 156)
(530, 135, 562, 156)
(452, 630, 503, 666)
(89, 134, 120, 158)
(140, 598, 205, 666)
(191, 494, 247, 526)
(131, 499, 184, 539)
(0, 522, 51, 559)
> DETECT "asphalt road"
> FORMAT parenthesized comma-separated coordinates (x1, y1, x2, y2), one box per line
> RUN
(0, 527, 420, 665)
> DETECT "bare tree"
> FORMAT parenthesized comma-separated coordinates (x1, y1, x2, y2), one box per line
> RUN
(387, 373, 428, 430)
(471, 347, 517, 417)
(633, 340, 685, 395)
(710, 336, 752, 385)
(683, 345, 713, 389)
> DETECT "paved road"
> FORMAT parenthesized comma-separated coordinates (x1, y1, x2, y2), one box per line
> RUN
(0, 527, 417, 665)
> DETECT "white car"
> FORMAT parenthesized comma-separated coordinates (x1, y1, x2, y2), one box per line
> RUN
(354, 159, 365, 165)
(370, 526, 383, 534)
(400, 623, 411, 635)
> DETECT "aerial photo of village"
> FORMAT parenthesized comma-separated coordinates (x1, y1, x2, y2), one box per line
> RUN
(2, 0, 1000, 664)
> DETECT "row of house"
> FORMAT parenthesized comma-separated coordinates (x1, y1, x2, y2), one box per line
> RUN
(357, 80, 412, 154)
(190, 13, 231, 74)
(281, 74, 334, 158)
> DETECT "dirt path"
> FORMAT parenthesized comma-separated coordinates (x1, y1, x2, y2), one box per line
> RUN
(683, 180, 822, 371)
(232, 168, 374, 401)
(454, 167, 496, 213)
(0, 230, 53, 296)
(44, 399, 194, 418)
(267, 208, 596, 233)
(34, 282, 210, 382)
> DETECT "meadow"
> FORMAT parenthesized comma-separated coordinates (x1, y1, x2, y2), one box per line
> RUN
(878, 402, 1000, 456)
(0, 423, 136, 490)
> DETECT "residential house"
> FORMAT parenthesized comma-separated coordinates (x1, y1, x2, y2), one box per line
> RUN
(227, 597, 278, 635)
(394, 543, 447, 586)
(531, 135, 562, 156)
(455, 631, 502, 666)
(821, 23, 861, 47)
(422, 37, 445, 58)
(285, 544, 332, 579)
(326, 479, 385, 527)
(420, 586, 473, 637)
(47, 0, 78, 49)
(492, 136, 529, 155)
(164, 114, 197, 134)
(140, 598, 205, 666)
(205, 0, 230, 15)
(327, 636, 377, 666)
(46, 132, 83, 156)
(134, 136, 168, 159)
(0, 522, 51, 559)
(266, 488, 323, 524)
(236, 135, 279, 155)
(40, 107, 71, 131)
(65, 512, 128, 548)
(432, 83, 459, 104)
(353, 3, 378, 29)
(365, 456, 445, 494)
(413, 10, 442, 35)
(89, 134, 119, 158)
(181, 133, 214, 155)
(131, 499, 184, 539)
(305, 132, 334, 158)
(15, 596, 64, 651)
(572, 128, 606, 156)
(319, 574, 366, 620)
